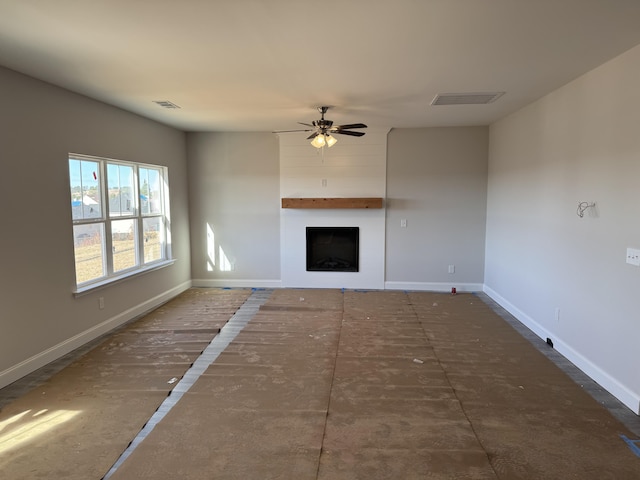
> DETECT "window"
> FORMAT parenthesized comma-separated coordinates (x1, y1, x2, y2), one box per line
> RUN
(69, 154, 171, 291)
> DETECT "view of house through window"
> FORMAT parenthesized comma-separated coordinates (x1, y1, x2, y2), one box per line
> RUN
(69, 154, 170, 288)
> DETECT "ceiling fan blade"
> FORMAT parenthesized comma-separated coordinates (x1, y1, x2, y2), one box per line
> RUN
(275, 108, 367, 142)
(272, 129, 313, 133)
(333, 130, 366, 137)
(334, 123, 367, 130)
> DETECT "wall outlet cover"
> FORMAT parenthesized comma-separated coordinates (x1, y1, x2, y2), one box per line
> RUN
(626, 248, 640, 266)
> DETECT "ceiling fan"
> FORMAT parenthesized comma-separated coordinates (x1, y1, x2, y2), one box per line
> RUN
(273, 106, 367, 148)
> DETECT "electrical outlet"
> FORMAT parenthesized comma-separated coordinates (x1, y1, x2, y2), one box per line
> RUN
(321, 179, 327, 187)
(626, 248, 640, 266)
(555, 307, 560, 323)
(448, 265, 455, 274)
(400, 219, 407, 228)
(98, 297, 105, 310)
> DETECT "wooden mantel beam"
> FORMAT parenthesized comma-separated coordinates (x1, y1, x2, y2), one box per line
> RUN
(281, 197, 384, 209)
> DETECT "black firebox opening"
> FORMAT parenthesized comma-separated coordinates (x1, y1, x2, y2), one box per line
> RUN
(306, 227, 359, 272)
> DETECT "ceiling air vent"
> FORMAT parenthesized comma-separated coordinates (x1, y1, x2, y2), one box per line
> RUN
(431, 92, 505, 106)
(153, 100, 181, 109)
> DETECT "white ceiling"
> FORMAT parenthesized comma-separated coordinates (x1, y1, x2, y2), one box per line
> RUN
(1, 0, 640, 132)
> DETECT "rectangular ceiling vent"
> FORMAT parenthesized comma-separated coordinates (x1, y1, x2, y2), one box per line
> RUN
(431, 92, 505, 106)
(153, 100, 181, 109)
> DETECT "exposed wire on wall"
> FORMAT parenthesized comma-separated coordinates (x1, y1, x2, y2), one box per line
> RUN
(577, 201, 596, 218)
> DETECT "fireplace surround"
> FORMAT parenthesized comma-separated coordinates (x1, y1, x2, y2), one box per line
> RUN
(278, 128, 389, 289)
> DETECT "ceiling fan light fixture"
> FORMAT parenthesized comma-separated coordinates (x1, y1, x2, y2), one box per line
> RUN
(311, 135, 326, 148)
(310, 134, 337, 148)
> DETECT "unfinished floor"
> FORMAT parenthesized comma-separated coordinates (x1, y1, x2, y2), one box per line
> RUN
(1, 288, 639, 479)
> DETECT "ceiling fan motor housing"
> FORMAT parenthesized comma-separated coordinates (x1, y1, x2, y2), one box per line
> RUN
(317, 119, 333, 131)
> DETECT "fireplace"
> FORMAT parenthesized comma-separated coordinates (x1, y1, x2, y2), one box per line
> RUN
(306, 227, 359, 272)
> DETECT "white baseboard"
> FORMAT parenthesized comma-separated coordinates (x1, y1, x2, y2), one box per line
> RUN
(384, 281, 484, 292)
(482, 285, 551, 340)
(195, 279, 483, 293)
(191, 279, 283, 289)
(0, 281, 192, 390)
(483, 285, 640, 415)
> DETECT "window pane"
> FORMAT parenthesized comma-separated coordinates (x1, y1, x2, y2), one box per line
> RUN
(143, 217, 164, 263)
(70, 155, 170, 289)
(73, 224, 106, 283)
(139, 167, 162, 215)
(112, 219, 138, 272)
(70, 159, 102, 220)
(108, 163, 136, 217)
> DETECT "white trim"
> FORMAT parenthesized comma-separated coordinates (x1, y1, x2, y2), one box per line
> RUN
(191, 279, 283, 289)
(0, 281, 192, 390)
(483, 285, 640, 415)
(69, 153, 172, 294)
(193, 280, 485, 292)
(482, 285, 551, 339)
(384, 281, 485, 292)
(73, 259, 176, 296)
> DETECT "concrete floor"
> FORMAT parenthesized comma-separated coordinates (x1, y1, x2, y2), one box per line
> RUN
(1, 288, 639, 479)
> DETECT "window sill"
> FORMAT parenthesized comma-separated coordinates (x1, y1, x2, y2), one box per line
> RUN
(73, 259, 176, 297)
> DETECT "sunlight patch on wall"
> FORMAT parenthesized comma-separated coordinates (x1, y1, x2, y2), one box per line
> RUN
(0, 409, 81, 455)
(206, 223, 216, 271)
(219, 245, 232, 271)
(207, 223, 233, 271)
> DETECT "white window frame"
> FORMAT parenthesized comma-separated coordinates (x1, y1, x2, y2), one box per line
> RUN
(69, 153, 173, 294)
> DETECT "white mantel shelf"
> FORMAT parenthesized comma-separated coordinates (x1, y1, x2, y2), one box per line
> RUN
(281, 197, 384, 209)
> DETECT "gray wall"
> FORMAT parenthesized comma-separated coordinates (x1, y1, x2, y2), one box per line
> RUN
(187, 132, 281, 286)
(0, 67, 191, 387)
(386, 127, 488, 287)
(187, 128, 489, 291)
(485, 44, 640, 413)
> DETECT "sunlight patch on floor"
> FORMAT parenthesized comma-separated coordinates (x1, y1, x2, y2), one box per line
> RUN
(0, 409, 81, 455)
